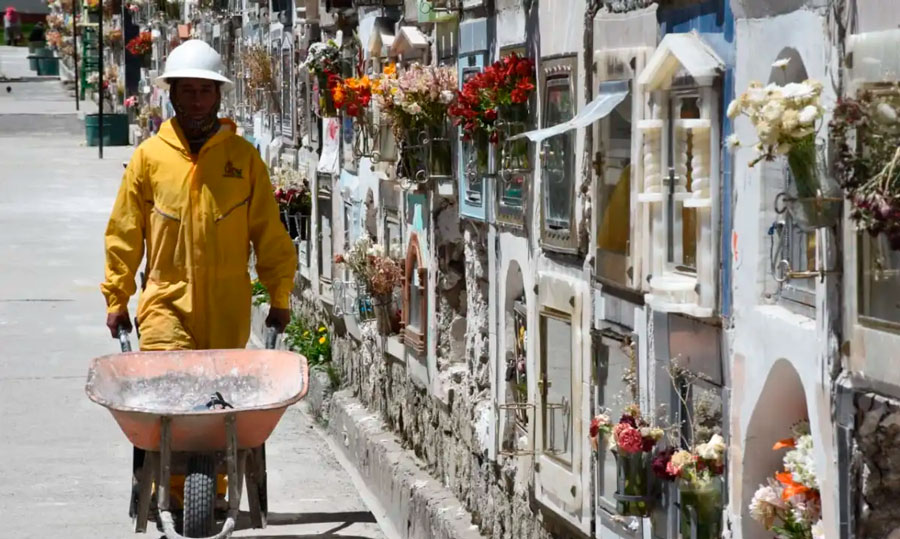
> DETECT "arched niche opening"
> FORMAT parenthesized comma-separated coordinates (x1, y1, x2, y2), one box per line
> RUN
(761, 48, 817, 304)
(500, 261, 529, 456)
(767, 47, 809, 85)
(741, 358, 809, 539)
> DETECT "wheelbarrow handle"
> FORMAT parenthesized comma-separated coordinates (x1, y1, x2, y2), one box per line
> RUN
(264, 327, 278, 350)
(118, 325, 132, 353)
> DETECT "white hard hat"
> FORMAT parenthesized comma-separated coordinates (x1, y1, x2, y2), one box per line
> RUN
(155, 39, 232, 90)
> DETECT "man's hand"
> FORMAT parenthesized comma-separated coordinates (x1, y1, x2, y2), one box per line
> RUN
(106, 310, 132, 339)
(266, 307, 291, 333)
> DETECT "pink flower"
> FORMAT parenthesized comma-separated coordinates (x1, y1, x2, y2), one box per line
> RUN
(666, 460, 682, 478)
(124, 96, 138, 108)
(616, 426, 644, 454)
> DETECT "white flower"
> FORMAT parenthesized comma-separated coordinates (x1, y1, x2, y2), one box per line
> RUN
(761, 99, 785, 123)
(798, 105, 820, 126)
(784, 433, 818, 490)
(782, 109, 800, 132)
(726, 99, 740, 119)
(403, 102, 422, 115)
(726, 134, 741, 149)
(876, 102, 897, 124)
(772, 57, 791, 69)
(696, 434, 726, 461)
(749, 484, 780, 529)
(440, 90, 455, 104)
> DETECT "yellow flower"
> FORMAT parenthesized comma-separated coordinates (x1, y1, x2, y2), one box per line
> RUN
(303, 331, 310, 337)
(318, 336, 326, 344)
(384, 63, 396, 76)
(318, 326, 327, 333)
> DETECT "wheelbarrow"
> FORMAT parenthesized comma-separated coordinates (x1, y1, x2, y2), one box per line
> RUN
(85, 329, 309, 538)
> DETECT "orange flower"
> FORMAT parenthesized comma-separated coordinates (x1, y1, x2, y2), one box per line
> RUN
(775, 471, 812, 501)
(383, 63, 396, 76)
(772, 438, 796, 451)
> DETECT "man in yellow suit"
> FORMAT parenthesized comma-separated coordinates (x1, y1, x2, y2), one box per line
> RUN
(100, 39, 296, 524)
(101, 39, 296, 348)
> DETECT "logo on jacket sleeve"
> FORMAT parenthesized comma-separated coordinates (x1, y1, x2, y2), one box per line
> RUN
(223, 161, 244, 179)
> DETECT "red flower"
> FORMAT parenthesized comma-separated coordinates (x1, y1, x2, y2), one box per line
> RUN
(517, 78, 535, 92)
(515, 60, 533, 77)
(347, 103, 359, 117)
(484, 108, 498, 122)
(511, 89, 528, 104)
(489, 131, 499, 144)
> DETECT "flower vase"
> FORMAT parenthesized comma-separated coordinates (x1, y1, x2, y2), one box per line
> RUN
(426, 125, 453, 181)
(466, 130, 490, 179)
(786, 137, 842, 230)
(140, 53, 151, 69)
(499, 103, 531, 174)
(373, 294, 399, 336)
(613, 451, 652, 517)
(678, 478, 723, 539)
(317, 73, 336, 117)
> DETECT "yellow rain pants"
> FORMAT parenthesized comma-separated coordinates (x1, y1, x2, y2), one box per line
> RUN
(101, 118, 296, 351)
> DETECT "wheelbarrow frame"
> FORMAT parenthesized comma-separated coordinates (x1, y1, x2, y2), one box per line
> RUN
(116, 328, 286, 539)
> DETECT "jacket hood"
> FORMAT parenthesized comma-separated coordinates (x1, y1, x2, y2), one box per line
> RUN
(157, 118, 237, 156)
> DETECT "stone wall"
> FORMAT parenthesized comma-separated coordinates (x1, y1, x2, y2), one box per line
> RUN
(855, 392, 900, 538)
(291, 241, 559, 538)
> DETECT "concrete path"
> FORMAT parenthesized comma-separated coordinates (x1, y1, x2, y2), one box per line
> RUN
(0, 63, 389, 539)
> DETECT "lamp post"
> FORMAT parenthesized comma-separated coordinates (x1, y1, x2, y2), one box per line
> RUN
(72, 0, 78, 110)
(98, 0, 103, 158)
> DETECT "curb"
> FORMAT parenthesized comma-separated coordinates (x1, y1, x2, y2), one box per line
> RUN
(325, 390, 485, 539)
(250, 304, 484, 539)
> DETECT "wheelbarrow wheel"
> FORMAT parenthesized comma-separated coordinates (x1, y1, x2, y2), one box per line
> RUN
(183, 455, 216, 537)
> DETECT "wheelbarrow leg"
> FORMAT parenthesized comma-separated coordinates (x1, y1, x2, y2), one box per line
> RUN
(245, 444, 267, 529)
(134, 451, 157, 533)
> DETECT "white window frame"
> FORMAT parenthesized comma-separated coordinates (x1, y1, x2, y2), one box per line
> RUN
(533, 273, 590, 534)
(593, 47, 652, 291)
(636, 34, 723, 318)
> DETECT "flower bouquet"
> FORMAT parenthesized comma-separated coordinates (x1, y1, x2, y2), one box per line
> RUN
(301, 40, 341, 117)
(591, 404, 663, 517)
(332, 75, 378, 158)
(125, 31, 152, 67)
(271, 166, 311, 238)
(449, 53, 535, 143)
(749, 421, 823, 539)
(653, 434, 726, 538)
(832, 84, 900, 250)
(334, 236, 404, 334)
(728, 72, 841, 229)
(373, 63, 457, 182)
(448, 54, 534, 180)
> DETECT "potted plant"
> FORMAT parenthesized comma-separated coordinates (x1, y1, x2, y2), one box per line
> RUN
(85, 65, 130, 146)
(748, 421, 824, 539)
(125, 31, 152, 68)
(652, 433, 726, 538)
(372, 63, 458, 185)
(300, 40, 341, 117)
(590, 404, 664, 517)
(728, 74, 841, 230)
(449, 53, 536, 180)
(831, 83, 900, 250)
(334, 236, 404, 335)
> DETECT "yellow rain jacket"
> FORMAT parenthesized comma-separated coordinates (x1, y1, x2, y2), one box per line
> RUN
(101, 118, 297, 351)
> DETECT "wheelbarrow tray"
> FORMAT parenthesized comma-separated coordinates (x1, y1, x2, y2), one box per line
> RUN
(86, 349, 309, 452)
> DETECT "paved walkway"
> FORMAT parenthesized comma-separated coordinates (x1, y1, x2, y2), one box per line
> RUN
(0, 70, 388, 539)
